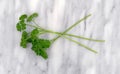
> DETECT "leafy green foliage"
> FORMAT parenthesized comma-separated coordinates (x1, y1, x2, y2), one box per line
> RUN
(27, 13, 38, 22)
(19, 14, 27, 20)
(31, 28, 39, 37)
(16, 14, 51, 59)
(16, 23, 21, 31)
(20, 31, 28, 48)
(31, 38, 51, 59)
(16, 19, 26, 31)
(29, 28, 51, 59)
(16, 12, 104, 59)
(20, 20, 26, 30)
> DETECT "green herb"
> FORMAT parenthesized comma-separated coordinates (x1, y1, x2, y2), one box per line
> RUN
(31, 37, 50, 59)
(16, 20, 26, 31)
(19, 14, 27, 20)
(27, 13, 38, 22)
(16, 12, 105, 59)
(20, 31, 28, 48)
(16, 23, 21, 31)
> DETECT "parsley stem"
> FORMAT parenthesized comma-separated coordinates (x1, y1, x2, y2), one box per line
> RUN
(45, 30, 105, 42)
(27, 24, 37, 28)
(28, 24, 105, 42)
(51, 14, 91, 43)
(63, 36, 97, 53)
(33, 20, 40, 27)
(28, 18, 105, 42)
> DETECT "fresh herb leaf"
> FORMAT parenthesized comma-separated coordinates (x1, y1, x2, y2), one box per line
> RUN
(31, 38, 50, 59)
(16, 23, 21, 31)
(20, 31, 28, 48)
(19, 14, 27, 20)
(27, 37, 32, 43)
(16, 20, 26, 31)
(31, 28, 39, 37)
(38, 49, 48, 59)
(40, 39, 51, 48)
(27, 13, 38, 22)
(19, 20, 26, 30)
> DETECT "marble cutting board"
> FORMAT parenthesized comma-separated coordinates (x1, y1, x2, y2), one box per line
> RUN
(0, 0, 120, 74)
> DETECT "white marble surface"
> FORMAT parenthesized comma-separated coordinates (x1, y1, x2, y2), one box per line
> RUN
(0, 0, 120, 74)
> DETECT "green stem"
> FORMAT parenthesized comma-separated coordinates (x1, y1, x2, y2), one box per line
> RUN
(27, 24, 37, 28)
(45, 29, 105, 42)
(31, 18, 104, 42)
(51, 14, 91, 43)
(33, 20, 40, 27)
(63, 36, 97, 53)
(27, 24, 105, 42)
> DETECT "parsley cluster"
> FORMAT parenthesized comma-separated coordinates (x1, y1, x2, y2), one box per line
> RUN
(16, 13, 105, 59)
(16, 13, 51, 59)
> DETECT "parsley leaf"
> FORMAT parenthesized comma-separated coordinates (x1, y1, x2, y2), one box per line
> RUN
(16, 20, 26, 31)
(16, 23, 21, 31)
(27, 13, 38, 22)
(19, 20, 26, 30)
(20, 31, 28, 48)
(31, 28, 39, 37)
(38, 49, 48, 59)
(19, 14, 27, 20)
(31, 38, 51, 59)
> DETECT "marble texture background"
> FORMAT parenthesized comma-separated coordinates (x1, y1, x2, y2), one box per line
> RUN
(0, 0, 120, 74)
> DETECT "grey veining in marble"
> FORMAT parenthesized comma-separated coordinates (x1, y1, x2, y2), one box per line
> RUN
(0, 0, 120, 74)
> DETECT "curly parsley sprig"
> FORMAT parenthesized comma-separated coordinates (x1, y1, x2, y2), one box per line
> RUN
(16, 13, 105, 59)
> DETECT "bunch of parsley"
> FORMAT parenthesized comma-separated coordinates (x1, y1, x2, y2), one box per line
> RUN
(16, 13, 105, 59)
